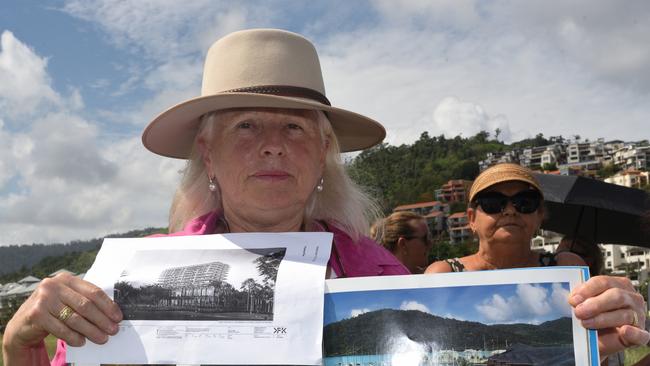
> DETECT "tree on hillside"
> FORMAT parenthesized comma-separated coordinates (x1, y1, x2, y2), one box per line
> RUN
(347, 131, 505, 211)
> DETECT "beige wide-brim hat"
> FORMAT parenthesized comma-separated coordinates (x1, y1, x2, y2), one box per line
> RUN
(468, 163, 544, 202)
(142, 28, 386, 159)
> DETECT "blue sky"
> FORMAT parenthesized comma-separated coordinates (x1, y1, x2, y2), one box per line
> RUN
(1, 1, 650, 245)
(324, 282, 572, 326)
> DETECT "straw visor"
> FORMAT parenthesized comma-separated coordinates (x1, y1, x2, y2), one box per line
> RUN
(142, 28, 386, 159)
(468, 163, 543, 203)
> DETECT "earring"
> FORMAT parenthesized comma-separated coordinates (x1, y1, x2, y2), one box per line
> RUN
(316, 178, 324, 192)
(208, 177, 217, 192)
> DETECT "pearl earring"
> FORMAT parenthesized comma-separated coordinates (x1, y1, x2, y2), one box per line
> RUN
(208, 177, 217, 192)
(316, 178, 324, 192)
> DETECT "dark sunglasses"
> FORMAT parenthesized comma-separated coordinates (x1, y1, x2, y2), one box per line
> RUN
(473, 190, 542, 214)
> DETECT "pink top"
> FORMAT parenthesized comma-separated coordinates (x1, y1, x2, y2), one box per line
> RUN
(51, 211, 408, 364)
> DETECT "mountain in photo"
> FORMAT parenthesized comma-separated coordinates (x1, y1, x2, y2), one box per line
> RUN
(323, 309, 572, 356)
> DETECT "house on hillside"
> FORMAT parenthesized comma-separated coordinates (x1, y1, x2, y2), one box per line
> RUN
(424, 211, 445, 235)
(393, 201, 450, 216)
(447, 212, 472, 244)
(435, 179, 472, 203)
(605, 170, 650, 189)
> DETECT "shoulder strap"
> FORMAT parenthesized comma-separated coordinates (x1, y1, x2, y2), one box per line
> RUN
(445, 258, 466, 272)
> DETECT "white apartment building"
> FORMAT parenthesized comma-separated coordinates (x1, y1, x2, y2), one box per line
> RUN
(566, 139, 605, 164)
(521, 144, 564, 169)
(479, 150, 519, 171)
(605, 170, 650, 189)
(613, 145, 650, 171)
(601, 245, 650, 285)
(532, 232, 650, 286)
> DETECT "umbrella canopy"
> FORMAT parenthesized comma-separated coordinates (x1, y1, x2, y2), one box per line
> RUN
(534, 173, 650, 247)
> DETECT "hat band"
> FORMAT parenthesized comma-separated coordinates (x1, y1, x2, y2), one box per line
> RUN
(222, 85, 331, 106)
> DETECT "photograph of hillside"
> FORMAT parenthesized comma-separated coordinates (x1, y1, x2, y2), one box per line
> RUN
(324, 282, 575, 365)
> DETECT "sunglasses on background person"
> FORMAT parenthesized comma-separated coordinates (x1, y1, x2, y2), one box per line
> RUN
(472, 190, 542, 214)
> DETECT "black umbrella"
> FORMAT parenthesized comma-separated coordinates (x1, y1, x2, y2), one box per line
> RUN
(533, 173, 650, 247)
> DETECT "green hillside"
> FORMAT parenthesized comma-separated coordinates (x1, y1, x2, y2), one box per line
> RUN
(0, 227, 166, 283)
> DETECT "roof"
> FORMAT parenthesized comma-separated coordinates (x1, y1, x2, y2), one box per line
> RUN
(18, 275, 41, 284)
(394, 201, 441, 211)
(0, 282, 20, 294)
(6, 282, 39, 296)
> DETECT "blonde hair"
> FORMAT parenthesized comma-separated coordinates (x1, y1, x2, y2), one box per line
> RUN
(168, 108, 381, 241)
(371, 211, 425, 252)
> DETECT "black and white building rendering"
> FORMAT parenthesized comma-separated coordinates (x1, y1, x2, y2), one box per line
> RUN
(114, 248, 285, 321)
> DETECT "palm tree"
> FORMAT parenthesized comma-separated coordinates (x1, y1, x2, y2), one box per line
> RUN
(240, 278, 258, 313)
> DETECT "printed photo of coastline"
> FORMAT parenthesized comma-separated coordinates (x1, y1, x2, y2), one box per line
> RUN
(324, 282, 576, 366)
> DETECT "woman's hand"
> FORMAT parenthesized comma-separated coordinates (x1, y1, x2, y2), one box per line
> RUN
(570, 275, 649, 358)
(2, 272, 122, 363)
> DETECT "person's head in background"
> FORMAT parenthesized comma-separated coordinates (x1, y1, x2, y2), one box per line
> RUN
(557, 236, 604, 277)
(372, 211, 432, 274)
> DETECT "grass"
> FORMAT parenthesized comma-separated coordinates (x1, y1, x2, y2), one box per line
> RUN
(625, 345, 650, 365)
(0, 332, 58, 366)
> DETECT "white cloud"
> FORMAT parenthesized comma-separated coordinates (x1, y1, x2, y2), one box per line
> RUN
(350, 308, 371, 318)
(399, 300, 431, 314)
(476, 293, 512, 323)
(551, 283, 572, 317)
(0, 32, 183, 245)
(61, 0, 271, 59)
(516, 283, 551, 316)
(0, 31, 61, 121)
(432, 97, 512, 141)
(475, 283, 570, 324)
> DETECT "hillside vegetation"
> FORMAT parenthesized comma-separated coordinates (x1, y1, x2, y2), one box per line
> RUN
(0, 227, 165, 283)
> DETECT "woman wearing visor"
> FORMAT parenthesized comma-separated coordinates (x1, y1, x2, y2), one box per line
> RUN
(426, 163, 649, 360)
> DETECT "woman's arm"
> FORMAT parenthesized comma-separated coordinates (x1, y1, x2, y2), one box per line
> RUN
(2, 337, 50, 365)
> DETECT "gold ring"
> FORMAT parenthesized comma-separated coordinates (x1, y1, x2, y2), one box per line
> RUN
(632, 310, 639, 328)
(57, 305, 75, 322)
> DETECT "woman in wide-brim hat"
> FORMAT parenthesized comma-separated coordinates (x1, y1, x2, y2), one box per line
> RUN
(426, 163, 650, 359)
(3, 28, 409, 365)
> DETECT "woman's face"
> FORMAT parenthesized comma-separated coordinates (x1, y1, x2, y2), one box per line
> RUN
(468, 181, 544, 246)
(402, 219, 433, 273)
(200, 109, 328, 224)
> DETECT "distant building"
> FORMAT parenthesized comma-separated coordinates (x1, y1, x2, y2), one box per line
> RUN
(602, 245, 650, 285)
(424, 211, 445, 234)
(435, 179, 472, 203)
(557, 160, 602, 177)
(613, 144, 650, 170)
(0, 276, 43, 316)
(158, 261, 230, 288)
(479, 150, 520, 171)
(447, 212, 472, 244)
(521, 144, 564, 169)
(533, 231, 650, 286)
(393, 201, 449, 216)
(605, 170, 650, 188)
